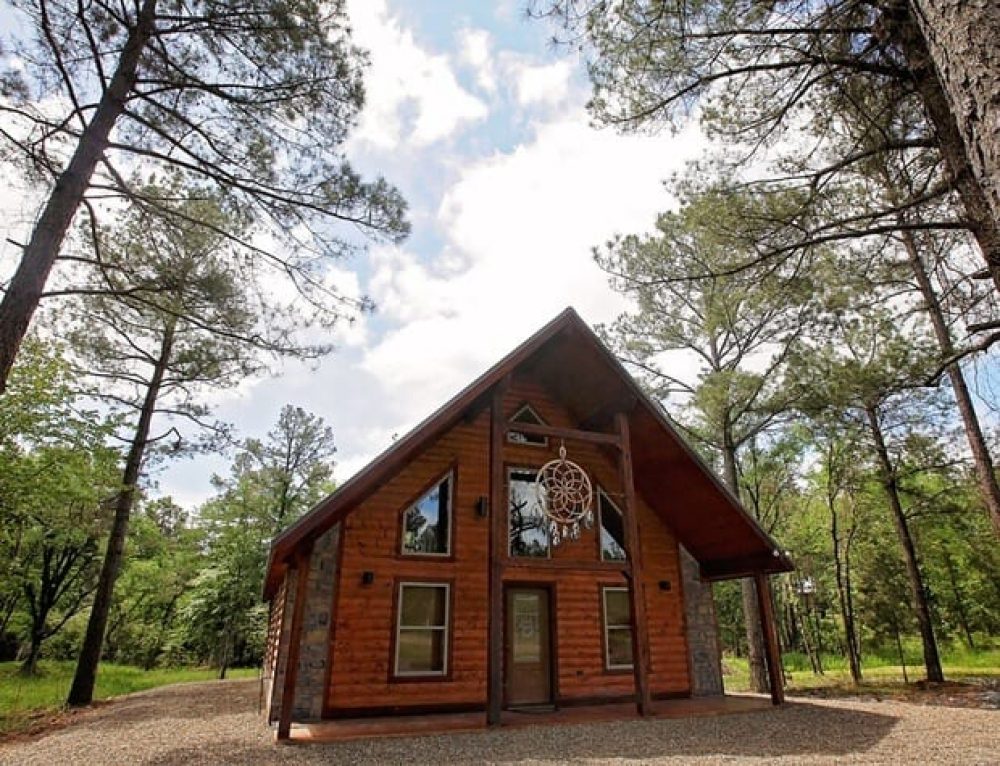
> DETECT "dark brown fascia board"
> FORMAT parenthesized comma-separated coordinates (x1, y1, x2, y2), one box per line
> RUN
(701, 552, 796, 581)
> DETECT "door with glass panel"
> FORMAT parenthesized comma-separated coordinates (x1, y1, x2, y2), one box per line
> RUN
(504, 586, 552, 706)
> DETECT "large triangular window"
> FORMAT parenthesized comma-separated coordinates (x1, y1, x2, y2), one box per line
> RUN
(401, 472, 452, 556)
(508, 404, 548, 447)
(599, 489, 627, 562)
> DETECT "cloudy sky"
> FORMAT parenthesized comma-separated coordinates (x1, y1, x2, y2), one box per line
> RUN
(2, 0, 708, 507)
(166, 0, 710, 504)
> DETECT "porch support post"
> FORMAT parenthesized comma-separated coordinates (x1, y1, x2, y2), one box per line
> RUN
(487, 378, 509, 726)
(754, 571, 785, 705)
(276, 544, 313, 741)
(615, 412, 652, 716)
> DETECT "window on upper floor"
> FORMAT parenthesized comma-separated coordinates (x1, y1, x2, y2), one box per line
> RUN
(401, 472, 452, 556)
(508, 467, 550, 558)
(395, 582, 449, 676)
(599, 489, 627, 562)
(508, 404, 548, 447)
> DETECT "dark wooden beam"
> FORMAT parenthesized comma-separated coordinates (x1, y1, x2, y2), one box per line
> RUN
(615, 412, 652, 717)
(578, 394, 638, 432)
(701, 551, 791, 581)
(487, 378, 510, 726)
(754, 571, 785, 705)
(276, 544, 313, 741)
(504, 420, 622, 448)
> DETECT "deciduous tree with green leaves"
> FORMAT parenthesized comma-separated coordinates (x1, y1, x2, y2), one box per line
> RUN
(0, 340, 119, 674)
(180, 405, 335, 674)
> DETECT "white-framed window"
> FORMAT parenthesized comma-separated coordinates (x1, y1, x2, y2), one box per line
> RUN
(598, 489, 627, 562)
(401, 472, 452, 556)
(508, 467, 550, 558)
(508, 404, 548, 446)
(602, 586, 634, 670)
(394, 582, 450, 677)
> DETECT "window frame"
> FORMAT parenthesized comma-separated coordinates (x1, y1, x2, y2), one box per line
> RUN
(601, 585, 634, 672)
(507, 466, 551, 559)
(597, 488, 628, 563)
(392, 581, 452, 680)
(507, 403, 549, 447)
(398, 468, 455, 558)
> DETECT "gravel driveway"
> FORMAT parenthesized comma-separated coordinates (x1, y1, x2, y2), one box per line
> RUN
(1, 679, 997, 765)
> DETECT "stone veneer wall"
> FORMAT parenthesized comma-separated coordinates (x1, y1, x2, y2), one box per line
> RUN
(680, 545, 724, 696)
(264, 523, 341, 723)
(293, 524, 340, 719)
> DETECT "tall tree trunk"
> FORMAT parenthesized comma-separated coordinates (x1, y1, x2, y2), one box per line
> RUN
(907, 0, 1000, 229)
(843, 524, 861, 678)
(20, 625, 44, 676)
(0, 0, 158, 394)
(900, 229, 1000, 538)
(830, 496, 862, 684)
(788, 580, 822, 675)
(67, 320, 175, 706)
(864, 404, 944, 683)
(721, 443, 769, 694)
(894, 625, 910, 684)
(941, 549, 975, 650)
(884, 1, 1000, 291)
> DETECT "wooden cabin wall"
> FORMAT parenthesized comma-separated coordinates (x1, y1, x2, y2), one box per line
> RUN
(326, 409, 491, 712)
(326, 375, 690, 714)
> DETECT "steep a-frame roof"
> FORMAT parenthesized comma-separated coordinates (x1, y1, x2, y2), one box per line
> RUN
(264, 308, 792, 598)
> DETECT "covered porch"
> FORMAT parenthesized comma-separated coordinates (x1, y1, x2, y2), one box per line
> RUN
(289, 694, 775, 744)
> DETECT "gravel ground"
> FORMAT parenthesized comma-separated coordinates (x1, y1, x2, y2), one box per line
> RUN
(1, 679, 998, 765)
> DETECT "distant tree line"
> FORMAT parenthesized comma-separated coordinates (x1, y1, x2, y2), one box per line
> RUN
(0, 348, 334, 678)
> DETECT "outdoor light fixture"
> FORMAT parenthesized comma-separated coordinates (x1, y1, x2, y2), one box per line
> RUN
(658, 580, 671, 591)
(361, 571, 375, 586)
(476, 496, 488, 517)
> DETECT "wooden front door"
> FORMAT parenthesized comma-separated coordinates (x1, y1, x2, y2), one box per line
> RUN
(504, 586, 553, 706)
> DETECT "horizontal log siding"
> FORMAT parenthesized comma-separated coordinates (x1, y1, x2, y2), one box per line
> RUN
(327, 409, 490, 710)
(327, 376, 689, 712)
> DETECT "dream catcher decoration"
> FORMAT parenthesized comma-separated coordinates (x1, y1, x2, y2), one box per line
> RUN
(535, 442, 594, 546)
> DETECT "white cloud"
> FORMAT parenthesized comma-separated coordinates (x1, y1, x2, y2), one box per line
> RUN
(347, 0, 488, 149)
(457, 28, 497, 93)
(508, 59, 575, 108)
(359, 110, 707, 435)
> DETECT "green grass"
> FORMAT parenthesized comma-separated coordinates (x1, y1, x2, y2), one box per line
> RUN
(0, 661, 258, 736)
(723, 644, 1000, 695)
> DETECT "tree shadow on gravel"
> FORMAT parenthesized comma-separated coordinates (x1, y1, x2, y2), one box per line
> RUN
(141, 700, 900, 766)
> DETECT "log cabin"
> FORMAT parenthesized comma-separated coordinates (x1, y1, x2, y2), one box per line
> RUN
(262, 308, 793, 740)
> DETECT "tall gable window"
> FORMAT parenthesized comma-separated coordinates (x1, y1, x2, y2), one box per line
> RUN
(395, 583, 449, 676)
(602, 586, 633, 670)
(401, 472, 452, 556)
(508, 468, 549, 558)
(599, 490, 627, 562)
(508, 404, 548, 446)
